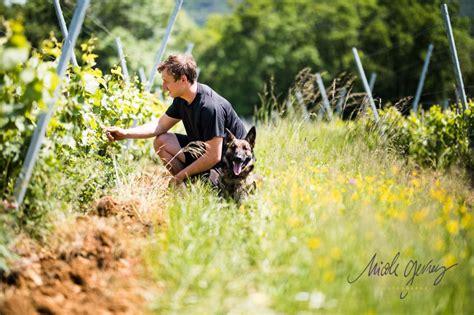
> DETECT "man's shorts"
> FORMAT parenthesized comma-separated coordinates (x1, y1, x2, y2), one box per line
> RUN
(175, 133, 196, 168)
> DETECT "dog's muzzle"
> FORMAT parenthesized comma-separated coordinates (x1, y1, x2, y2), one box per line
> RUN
(232, 156, 252, 176)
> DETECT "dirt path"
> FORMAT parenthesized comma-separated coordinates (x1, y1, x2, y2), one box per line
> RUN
(1, 167, 169, 315)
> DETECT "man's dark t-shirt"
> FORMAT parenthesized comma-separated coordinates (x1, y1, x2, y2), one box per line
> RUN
(166, 83, 246, 141)
(165, 83, 247, 145)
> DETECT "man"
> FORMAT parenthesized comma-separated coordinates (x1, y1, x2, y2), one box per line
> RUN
(104, 54, 247, 185)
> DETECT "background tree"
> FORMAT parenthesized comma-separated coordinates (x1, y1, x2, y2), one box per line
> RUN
(1, 0, 472, 115)
(0, 0, 195, 85)
(193, 0, 474, 116)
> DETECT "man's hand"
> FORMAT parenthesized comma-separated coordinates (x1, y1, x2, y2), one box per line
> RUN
(104, 126, 128, 142)
(2, 199, 17, 209)
(174, 137, 223, 182)
(169, 175, 184, 188)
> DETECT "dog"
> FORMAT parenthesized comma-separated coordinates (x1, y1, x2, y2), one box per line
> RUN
(210, 126, 257, 203)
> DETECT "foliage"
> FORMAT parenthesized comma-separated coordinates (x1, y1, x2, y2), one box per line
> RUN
(194, 0, 474, 115)
(354, 103, 474, 169)
(0, 0, 195, 85)
(253, 66, 474, 170)
(0, 19, 165, 268)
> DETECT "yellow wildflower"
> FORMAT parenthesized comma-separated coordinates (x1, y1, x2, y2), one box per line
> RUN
(387, 207, 397, 218)
(410, 178, 421, 188)
(330, 247, 342, 260)
(365, 176, 376, 184)
(330, 190, 342, 203)
(442, 196, 454, 215)
(446, 220, 459, 235)
(430, 189, 445, 203)
(287, 217, 300, 227)
(405, 247, 414, 257)
(307, 237, 321, 250)
(461, 214, 472, 229)
(443, 254, 456, 267)
(388, 192, 398, 203)
(413, 208, 429, 223)
(433, 239, 445, 251)
(323, 270, 335, 283)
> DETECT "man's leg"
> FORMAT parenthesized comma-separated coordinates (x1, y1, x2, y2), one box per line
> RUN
(154, 133, 187, 175)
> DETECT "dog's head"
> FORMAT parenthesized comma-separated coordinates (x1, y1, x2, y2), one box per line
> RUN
(223, 126, 256, 177)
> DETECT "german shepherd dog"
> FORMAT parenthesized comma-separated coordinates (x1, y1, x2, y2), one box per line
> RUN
(210, 126, 257, 203)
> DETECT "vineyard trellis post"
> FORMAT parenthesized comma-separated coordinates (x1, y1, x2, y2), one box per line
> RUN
(184, 42, 201, 79)
(115, 37, 130, 84)
(146, 0, 184, 92)
(441, 3, 468, 112)
(412, 43, 434, 113)
(185, 42, 194, 55)
(13, 0, 90, 207)
(53, 0, 79, 67)
(114, 36, 136, 150)
(138, 67, 147, 86)
(369, 72, 377, 93)
(352, 47, 380, 122)
(315, 73, 333, 120)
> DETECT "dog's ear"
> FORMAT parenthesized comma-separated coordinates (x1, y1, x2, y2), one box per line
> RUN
(245, 126, 256, 149)
(225, 128, 236, 144)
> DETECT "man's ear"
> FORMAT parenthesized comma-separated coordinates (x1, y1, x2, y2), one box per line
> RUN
(180, 74, 188, 83)
(226, 128, 236, 144)
(245, 126, 256, 149)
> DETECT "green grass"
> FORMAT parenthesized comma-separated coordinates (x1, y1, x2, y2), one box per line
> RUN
(144, 118, 473, 314)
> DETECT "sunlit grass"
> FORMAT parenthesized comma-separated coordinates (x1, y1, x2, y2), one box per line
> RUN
(144, 117, 473, 314)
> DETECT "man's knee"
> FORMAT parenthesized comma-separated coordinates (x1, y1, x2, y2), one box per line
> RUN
(154, 133, 173, 154)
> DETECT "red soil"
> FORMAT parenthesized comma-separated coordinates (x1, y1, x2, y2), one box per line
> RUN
(0, 196, 159, 315)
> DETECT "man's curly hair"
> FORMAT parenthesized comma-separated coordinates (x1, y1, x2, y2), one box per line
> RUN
(157, 54, 197, 84)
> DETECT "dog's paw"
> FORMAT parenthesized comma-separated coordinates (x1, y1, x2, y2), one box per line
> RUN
(209, 169, 221, 187)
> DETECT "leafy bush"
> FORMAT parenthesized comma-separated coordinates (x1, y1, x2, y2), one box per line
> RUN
(0, 19, 166, 268)
(354, 104, 474, 169)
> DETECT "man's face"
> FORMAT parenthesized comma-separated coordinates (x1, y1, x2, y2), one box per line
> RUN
(161, 70, 186, 98)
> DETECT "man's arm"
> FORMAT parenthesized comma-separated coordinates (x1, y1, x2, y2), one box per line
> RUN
(105, 114, 179, 141)
(174, 136, 223, 182)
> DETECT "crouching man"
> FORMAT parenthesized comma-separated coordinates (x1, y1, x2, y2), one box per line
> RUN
(104, 54, 247, 185)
